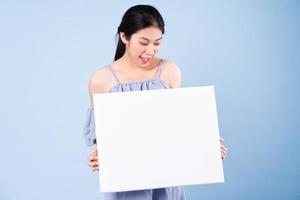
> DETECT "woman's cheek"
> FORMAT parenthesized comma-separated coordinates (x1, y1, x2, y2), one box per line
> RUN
(134, 45, 145, 54)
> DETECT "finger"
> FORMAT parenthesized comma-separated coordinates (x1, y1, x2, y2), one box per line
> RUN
(220, 148, 227, 155)
(222, 154, 227, 161)
(88, 161, 99, 167)
(89, 165, 99, 170)
(92, 167, 99, 172)
(88, 154, 98, 161)
(88, 156, 98, 162)
(221, 150, 228, 158)
(89, 160, 99, 166)
(220, 145, 228, 151)
(221, 147, 228, 155)
(221, 151, 227, 160)
(89, 158, 98, 164)
(220, 147, 228, 152)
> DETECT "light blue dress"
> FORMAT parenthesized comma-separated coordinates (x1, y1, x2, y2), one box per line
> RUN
(84, 59, 186, 200)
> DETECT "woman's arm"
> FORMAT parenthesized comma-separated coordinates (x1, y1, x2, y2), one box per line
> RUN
(86, 68, 109, 172)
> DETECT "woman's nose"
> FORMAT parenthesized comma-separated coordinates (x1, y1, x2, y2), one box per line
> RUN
(144, 44, 156, 55)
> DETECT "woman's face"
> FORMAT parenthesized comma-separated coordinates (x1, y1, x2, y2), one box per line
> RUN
(121, 26, 163, 67)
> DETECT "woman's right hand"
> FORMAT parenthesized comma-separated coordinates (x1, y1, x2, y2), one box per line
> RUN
(88, 147, 99, 172)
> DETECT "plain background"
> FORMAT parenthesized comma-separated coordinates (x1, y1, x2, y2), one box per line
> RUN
(0, 1, 299, 200)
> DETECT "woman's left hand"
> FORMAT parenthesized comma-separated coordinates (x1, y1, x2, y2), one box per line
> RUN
(220, 137, 228, 161)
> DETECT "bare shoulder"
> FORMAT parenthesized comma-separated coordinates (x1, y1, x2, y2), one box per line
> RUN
(161, 59, 182, 88)
(88, 65, 115, 106)
(89, 66, 110, 93)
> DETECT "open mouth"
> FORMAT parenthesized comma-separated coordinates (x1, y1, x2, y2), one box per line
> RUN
(140, 56, 151, 64)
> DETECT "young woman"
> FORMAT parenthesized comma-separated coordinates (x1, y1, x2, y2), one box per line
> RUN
(84, 4, 228, 200)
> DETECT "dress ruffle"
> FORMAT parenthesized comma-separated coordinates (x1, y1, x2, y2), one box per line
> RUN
(83, 79, 168, 147)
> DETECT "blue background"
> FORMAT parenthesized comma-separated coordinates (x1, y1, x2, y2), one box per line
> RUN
(0, 1, 299, 199)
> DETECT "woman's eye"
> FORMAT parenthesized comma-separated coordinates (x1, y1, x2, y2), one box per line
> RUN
(139, 42, 160, 46)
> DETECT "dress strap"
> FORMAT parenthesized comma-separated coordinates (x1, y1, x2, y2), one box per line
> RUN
(154, 59, 164, 79)
(108, 65, 121, 84)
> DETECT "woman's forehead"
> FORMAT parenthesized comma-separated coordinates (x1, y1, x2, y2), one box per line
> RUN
(133, 27, 163, 40)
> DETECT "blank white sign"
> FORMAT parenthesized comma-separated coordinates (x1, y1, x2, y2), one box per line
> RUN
(93, 86, 224, 192)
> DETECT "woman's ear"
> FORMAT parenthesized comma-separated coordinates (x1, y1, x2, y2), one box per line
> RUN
(120, 32, 129, 45)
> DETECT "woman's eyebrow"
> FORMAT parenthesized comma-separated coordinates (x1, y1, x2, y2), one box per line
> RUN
(140, 36, 163, 41)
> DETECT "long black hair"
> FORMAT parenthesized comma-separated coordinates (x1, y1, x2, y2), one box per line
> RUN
(114, 5, 165, 61)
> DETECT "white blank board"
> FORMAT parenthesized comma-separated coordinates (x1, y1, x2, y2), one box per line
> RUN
(93, 86, 224, 192)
